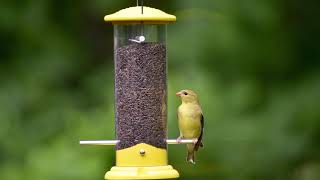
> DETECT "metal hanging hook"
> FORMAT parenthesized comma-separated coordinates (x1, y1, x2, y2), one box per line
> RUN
(130, 0, 145, 43)
(129, 0, 145, 43)
(141, 0, 144, 14)
(136, 0, 144, 14)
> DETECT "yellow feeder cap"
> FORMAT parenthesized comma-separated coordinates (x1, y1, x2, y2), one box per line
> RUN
(104, 6, 176, 23)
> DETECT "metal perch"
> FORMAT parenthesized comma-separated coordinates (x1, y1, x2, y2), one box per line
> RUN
(80, 139, 197, 145)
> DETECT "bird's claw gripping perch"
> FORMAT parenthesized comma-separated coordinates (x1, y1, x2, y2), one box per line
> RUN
(193, 139, 198, 145)
(176, 137, 182, 143)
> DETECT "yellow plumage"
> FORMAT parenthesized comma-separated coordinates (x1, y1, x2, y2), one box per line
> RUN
(178, 103, 202, 139)
(176, 89, 204, 164)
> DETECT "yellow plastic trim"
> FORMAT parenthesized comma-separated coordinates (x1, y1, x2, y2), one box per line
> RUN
(116, 143, 167, 166)
(104, 6, 176, 23)
(105, 165, 179, 179)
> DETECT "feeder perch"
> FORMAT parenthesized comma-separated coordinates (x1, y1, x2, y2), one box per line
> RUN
(79, 2, 195, 179)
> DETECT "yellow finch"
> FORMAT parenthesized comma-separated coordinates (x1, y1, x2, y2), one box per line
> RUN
(176, 89, 204, 164)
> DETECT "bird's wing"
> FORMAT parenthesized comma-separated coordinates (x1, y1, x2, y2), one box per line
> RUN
(195, 113, 204, 151)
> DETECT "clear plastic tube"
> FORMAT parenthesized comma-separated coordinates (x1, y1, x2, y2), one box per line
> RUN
(114, 23, 167, 150)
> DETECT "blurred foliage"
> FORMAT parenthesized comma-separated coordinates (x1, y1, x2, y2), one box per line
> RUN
(1, 0, 320, 180)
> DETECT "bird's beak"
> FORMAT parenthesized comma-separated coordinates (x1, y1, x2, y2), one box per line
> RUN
(176, 92, 182, 96)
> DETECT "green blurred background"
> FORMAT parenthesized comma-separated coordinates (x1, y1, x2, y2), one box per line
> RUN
(1, 0, 320, 179)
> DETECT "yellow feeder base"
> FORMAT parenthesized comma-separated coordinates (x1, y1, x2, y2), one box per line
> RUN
(105, 165, 179, 179)
(105, 143, 179, 179)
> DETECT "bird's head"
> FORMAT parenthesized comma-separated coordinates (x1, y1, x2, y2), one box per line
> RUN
(176, 89, 199, 103)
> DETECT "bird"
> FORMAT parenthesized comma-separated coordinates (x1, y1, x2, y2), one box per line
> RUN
(176, 89, 204, 164)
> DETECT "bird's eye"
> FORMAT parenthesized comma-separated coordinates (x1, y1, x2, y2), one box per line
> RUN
(183, 92, 188, 95)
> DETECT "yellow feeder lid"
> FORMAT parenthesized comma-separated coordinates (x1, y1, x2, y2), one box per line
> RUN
(104, 6, 176, 23)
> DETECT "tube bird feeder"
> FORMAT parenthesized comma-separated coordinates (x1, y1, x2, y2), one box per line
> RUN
(80, 2, 197, 180)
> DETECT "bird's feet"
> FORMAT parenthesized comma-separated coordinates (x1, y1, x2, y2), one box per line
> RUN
(193, 138, 199, 145)
(176, 136, 183, 143)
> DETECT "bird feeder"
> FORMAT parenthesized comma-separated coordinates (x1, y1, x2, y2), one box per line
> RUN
(80, 2, 198, 180)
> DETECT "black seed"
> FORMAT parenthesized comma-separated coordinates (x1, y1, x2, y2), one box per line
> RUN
(115, 42, 167, 150)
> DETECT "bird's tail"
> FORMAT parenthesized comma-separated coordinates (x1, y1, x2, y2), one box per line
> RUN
(187, 144, 195, 164)
(187, 151, 195, 164)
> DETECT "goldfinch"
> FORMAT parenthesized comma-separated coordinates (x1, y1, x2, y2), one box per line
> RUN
(176, 89, 204, 164)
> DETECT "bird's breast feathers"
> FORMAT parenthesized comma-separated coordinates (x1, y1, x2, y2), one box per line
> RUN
(178, 103, 202, 118)
(178, 103, 202, 138)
